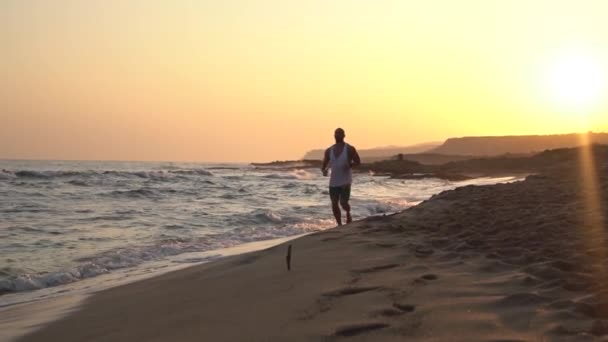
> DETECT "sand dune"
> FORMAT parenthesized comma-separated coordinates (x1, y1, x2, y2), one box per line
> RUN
(18, 163, 608, 341)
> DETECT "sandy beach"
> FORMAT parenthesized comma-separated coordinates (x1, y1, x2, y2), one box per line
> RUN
(13, 162, 608, 341)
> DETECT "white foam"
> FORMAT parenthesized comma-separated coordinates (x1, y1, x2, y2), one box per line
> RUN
(0, 170, 16, 180)
(291, 169, 315, 180)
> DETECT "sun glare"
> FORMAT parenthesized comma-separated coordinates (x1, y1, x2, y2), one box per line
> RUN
(546, 50, 604, 110)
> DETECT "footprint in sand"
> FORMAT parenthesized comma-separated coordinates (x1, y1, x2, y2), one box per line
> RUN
(375, 242, 399, 248)
(302, 286, 384, 320)
(351, 263, 399, 274)
(421, 274, 438, 281)
(320, 236, 342, 242)
(412, 274, 438, 285)
(393, 303, 416, 312)
(368, 300, 417, 318)
(333, 322, 390, 337)
(322, 286, 382, 298)
(371, 308, 406, 317)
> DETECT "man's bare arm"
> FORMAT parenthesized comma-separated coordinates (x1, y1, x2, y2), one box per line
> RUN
(350, 145, 361, 168)
(321, 148, 330, 175)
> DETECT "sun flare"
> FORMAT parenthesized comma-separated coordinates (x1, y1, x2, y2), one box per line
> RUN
(546, 50, 604, 110)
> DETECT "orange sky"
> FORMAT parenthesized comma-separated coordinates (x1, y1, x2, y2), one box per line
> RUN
(2, 0, 608, 162)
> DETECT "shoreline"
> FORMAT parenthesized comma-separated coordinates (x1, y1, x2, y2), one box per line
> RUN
(13, 169, 608, 341)
(0, 234, 307, 342)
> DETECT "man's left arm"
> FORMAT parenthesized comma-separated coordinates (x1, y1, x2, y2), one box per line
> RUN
(349, 145, 361, 168)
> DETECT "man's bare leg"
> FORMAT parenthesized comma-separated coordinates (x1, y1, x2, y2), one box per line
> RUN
(332, 200, 342, 225)
(341, 201, 352, 223)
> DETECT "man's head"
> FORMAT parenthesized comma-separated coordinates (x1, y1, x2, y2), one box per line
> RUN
(334, 128, 345, 143)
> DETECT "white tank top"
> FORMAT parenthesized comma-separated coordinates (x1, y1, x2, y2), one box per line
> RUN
(329, 143, 352, 187)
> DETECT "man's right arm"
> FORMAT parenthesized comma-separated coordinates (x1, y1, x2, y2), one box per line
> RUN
(321, 148, 330, 176)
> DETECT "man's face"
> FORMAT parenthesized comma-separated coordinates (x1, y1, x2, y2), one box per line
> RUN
(334, 129, 345, 141)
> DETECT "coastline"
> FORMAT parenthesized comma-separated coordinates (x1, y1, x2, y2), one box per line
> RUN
(0, 235, 307, 342)
(14, 167, 608, 341)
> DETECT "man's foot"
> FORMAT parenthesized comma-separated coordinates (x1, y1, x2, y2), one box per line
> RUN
(346, 212, 352, 224)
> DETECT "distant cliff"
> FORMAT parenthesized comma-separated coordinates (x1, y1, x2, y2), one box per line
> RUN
(302, 142, 441, 161)
(428, 133, 608, 156)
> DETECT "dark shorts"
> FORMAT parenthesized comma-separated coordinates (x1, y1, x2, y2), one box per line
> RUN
(329, 184, 351, 203)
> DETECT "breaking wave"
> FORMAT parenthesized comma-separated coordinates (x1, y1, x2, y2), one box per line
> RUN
(262, 169, 315, 180)
(0, 217, 333, 294)
(0, 168, 213, 180)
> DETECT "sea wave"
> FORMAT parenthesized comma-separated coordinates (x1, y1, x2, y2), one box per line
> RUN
(170, 169, 214, 176)
(0, 217, 334, 294)
(0, 169, 16, 180)
(358, 198, 415, 216)
(292, 169, 315, 180)
(253, 209, 283, 223)
(107, 188, 161, 199)
(226, 209, 295, 225)
(262, 169, 315, 180)
(0, 168, 213, 180)
(7, 226, 46, 234)
(67, 179, 89, 186)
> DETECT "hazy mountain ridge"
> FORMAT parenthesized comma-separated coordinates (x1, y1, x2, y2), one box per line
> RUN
(428, 133, 608, 156)
(297, 133, 608, 165)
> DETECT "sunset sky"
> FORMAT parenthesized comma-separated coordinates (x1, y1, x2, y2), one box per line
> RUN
(2, 0, 608, 162)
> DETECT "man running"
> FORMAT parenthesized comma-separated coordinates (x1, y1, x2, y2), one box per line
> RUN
(321, 128, 361, 225)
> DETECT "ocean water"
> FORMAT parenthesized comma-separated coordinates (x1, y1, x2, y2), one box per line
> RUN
(0, 160, 517, 304)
